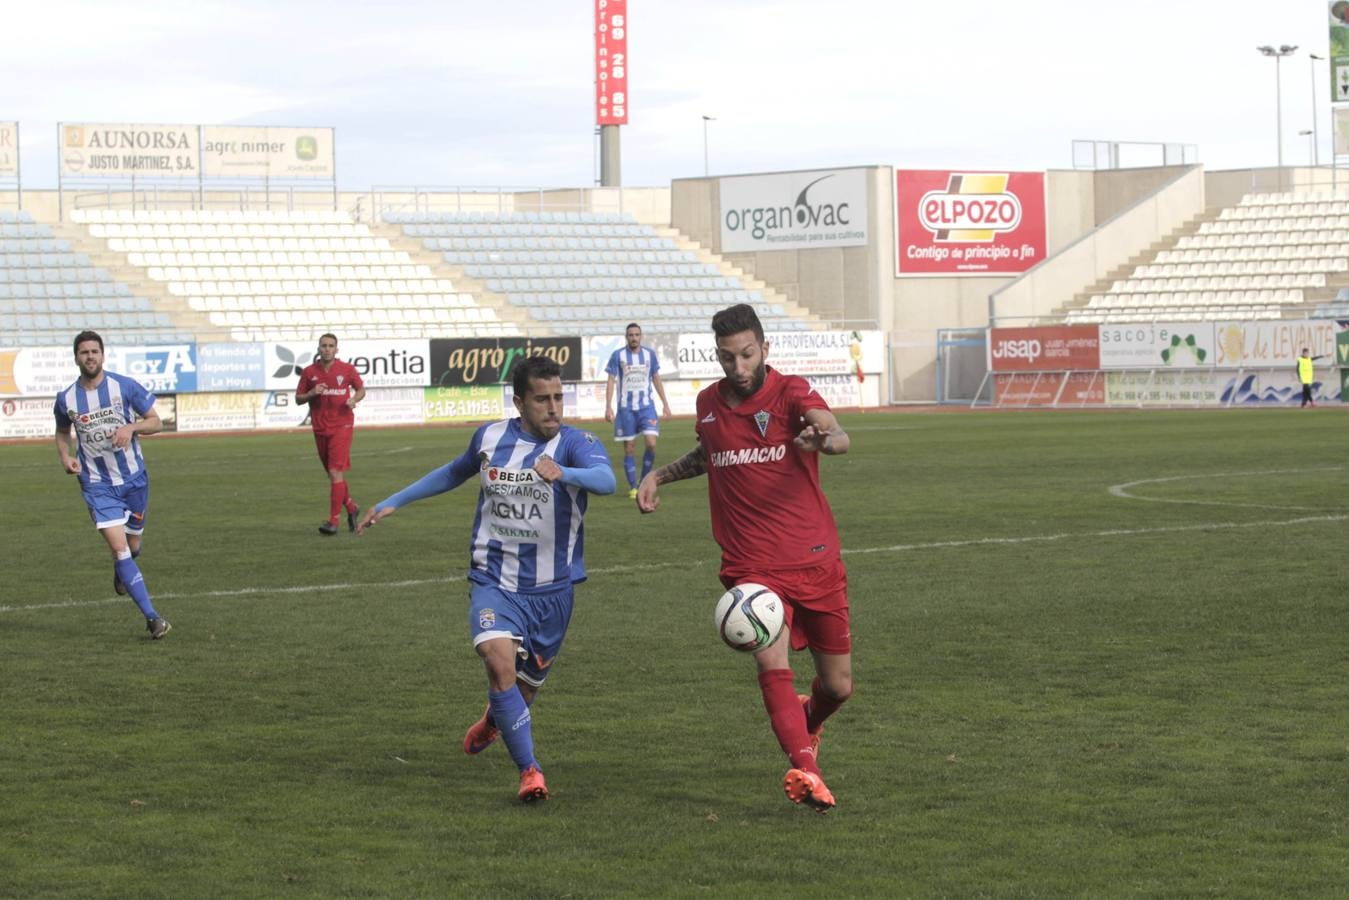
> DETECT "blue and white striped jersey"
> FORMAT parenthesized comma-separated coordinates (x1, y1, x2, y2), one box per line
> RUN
(605, 346, 661, 411)
(448, 418, 611, 593)
(53, 372, 156, 487)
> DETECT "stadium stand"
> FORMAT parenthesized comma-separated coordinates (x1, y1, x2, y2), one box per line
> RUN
(0, 209, 187, 347)
(70, 208, 520, 342)
(382, 210, 809, 335)
(1063, 191, 1349, 325)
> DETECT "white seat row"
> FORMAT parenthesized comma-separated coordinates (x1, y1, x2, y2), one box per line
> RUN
(128, 250, 410, 268)
(168, 278, 459, 296)
(207, 307, 491, 327)
(1133, 259, 1346, 278)
(1109, 274, 1323, 293)
(227, 323, 521, 342)
(93, 222, 371, 239)
(1175, 231, 1349, 249)
(187, 293, 478, 312)
(1219, 201, 1349, 219)
(1089, 289, 1302, 307)
(1067, 309, 1283, 324)
(150, 264, 435, 281)
(110, 237, 394, 253)
(1199, 217, 1349, 234)
(74, 209, 353, 224)
(1156, 245, 1349, 263)
(1238, 190, 1349, 206)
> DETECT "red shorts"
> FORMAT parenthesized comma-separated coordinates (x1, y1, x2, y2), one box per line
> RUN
(720, 557, 851, 654)
(314, 427, 353, 472)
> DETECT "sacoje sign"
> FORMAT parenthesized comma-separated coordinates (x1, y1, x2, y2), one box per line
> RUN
(987, 326, 1100, 372)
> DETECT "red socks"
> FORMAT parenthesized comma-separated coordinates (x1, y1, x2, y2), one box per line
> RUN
(757, 669, 819, 775)
(328, 481, 358, 522)
(328, 482, 344, 523)
(806, 676, 845, 734)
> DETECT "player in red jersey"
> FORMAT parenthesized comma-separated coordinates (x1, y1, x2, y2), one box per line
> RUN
(637, 303, 852, 814)
(295, 333, 366, 535)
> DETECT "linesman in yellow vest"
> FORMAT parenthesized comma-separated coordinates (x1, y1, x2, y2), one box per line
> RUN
(1296, 348, 1324, 408)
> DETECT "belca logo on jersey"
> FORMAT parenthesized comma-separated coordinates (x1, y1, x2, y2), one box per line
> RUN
(918, 173, 1022, 243)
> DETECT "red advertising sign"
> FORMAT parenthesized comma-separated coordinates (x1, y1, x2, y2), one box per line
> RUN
(595, 0, 628, 125)
(896, 169, 1046, 275)
(994, 372, 1105, 405)
(988, 326, 1100, 372)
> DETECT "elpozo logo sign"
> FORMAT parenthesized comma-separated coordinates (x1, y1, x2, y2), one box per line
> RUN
(719, 168, 869, 253)
(896, 169, 1046, 276)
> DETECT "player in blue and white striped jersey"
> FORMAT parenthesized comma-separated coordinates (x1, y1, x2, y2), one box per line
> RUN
(358, 355, 615, 803)
(53, 331, 171, 639)
(604, 323, 672, 499)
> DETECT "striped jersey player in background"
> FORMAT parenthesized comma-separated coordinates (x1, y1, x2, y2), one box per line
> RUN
(53, 331, 171, 640)
(637, 303, 853, 814)
(357, 355, 615, 803)
(604, 322, 672, 499)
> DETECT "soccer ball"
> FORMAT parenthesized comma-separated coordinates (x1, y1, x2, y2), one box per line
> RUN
(713, 583, 785, 652)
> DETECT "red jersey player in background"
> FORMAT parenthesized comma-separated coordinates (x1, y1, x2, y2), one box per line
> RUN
(636, 303, 852, 814)
(296, 333, 366, 535)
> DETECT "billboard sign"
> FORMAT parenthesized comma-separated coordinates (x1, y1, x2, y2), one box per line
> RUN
(1097, 322, 1216, 369)
(198, 342, 266, 391)
(1212, 320, 1338, 368)
(0, 121, 16, 178)
(719, 169, 868, 252)
(60, 122, 199, 178)
(595, 0, 628, 125)
(429, 337, 582, 386)
(987, 326, 1100, 372)
(1331, 2, 1349, 102)
(896, 169, 1047, 275)
(104, 344, 198, 393)
(202, 126, 335, 179)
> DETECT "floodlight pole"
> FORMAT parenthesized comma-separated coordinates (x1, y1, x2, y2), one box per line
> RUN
(702, 115, 715, 178)
(1257, 44, 1298, 192)
(1310, 53, 1323, 168)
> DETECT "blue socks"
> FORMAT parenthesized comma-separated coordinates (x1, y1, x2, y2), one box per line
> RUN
(488, 686, 537, 772)
(114, 552, 158, 620)
(623, 456, 637, 490)
(641, 449, 655, 481)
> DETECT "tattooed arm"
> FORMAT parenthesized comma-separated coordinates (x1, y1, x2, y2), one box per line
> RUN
(635, 444, 705, 513)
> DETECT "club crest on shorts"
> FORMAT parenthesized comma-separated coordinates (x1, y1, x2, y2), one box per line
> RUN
(753, 410, 770, 437)
(479, 608, 496, 629)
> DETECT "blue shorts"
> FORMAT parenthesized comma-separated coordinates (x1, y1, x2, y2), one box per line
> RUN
(82, 475, 150, 534)
(613, 405, 659, 441)
(468, 580, 574, 687)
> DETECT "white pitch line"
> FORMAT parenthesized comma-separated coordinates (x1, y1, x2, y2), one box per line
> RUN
(1108, 467, 1344, 511)
(3, 514, 1345, 615)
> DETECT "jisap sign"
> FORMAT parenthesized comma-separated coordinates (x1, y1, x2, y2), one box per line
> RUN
(896, 169, 1046, 276)
(987, 326, 1100, 372)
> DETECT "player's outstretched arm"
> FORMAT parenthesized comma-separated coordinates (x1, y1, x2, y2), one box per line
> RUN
(637, 444, 706, 513)
(356, 458, 473, 535)
(795, 409, 850, 455)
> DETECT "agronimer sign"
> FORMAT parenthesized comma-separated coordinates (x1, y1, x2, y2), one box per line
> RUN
(719, 168, 869, 252)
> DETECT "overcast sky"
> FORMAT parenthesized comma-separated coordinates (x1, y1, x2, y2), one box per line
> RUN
(1, 1, 1339, 190)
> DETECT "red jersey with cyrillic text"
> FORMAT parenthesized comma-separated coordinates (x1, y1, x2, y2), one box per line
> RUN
(694, 366, 840, 571)
(298, 359, 363, 435)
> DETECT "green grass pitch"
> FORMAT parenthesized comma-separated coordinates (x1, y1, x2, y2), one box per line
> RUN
(2, 408, 1347, 897)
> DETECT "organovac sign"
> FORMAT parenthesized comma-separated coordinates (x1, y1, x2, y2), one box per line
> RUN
(719, 169, 869, 252)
